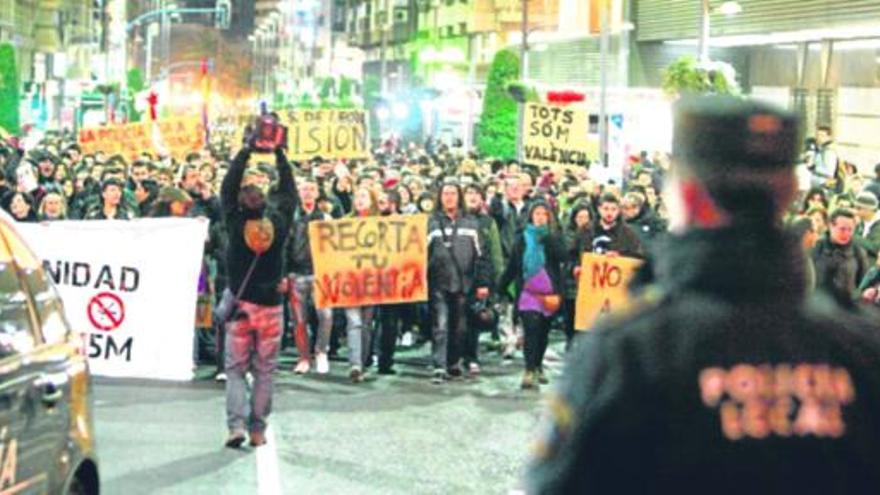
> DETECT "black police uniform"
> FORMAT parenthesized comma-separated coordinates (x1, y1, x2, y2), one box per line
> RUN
(526, 97, 880, 494)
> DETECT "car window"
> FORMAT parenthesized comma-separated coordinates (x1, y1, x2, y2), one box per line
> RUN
(0, 222, 39, 270)
(0, 261, 36, 358)
(21, 267, 69, 345)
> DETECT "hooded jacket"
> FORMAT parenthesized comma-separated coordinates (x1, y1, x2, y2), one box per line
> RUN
(221, 148, 297, 306)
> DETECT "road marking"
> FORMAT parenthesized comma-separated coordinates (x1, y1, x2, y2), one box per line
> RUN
(256, 424, 282, 495)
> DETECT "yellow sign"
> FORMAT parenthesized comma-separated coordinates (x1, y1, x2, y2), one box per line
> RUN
(308, 214, 428, 309)
(286, 109, 369, 161)
(574, 253, 642, 331)
(78, 118, 205, 160)
(523, 102, 592, 173)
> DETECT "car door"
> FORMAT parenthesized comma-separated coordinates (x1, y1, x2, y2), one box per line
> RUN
(18, 261, 75, 492)
(0, 254, 51, 494)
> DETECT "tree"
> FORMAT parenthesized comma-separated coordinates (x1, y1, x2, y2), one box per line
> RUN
(477, 49, 519, 159)
(0, 43, 20, 134)
(126, 68, 145, 122)
(662, 55, 740, 97)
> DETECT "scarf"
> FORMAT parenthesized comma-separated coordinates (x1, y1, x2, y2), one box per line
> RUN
(523, 223, 549, 281)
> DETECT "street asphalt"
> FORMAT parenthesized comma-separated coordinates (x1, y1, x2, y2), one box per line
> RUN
(92, 337, 567, 495)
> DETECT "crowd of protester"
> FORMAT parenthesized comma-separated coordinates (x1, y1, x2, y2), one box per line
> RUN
(2, 123, 877, 389)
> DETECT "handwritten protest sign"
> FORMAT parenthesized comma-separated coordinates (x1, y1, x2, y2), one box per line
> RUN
(287, 109, 369, 161)
(574, 253, 643, 331)
(78, 117, 205, 160)
(523, 103, 592, 173)
(243, 109, 369, 162)
(308, 214, 428, 309)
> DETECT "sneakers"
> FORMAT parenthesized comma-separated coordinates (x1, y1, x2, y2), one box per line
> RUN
(536, 367, 549, 385)
(468, 362, 481, 377)
(315, 352, 330, 374)
(521, 370, 537, 390)
(448, 365, 464, 380)
(400, 331, 413, 347)
(214, 372, 227, 382)
(293, 359, 310, 375)
(350, 366, 364, 383)
(225, 430, 246, 449)
(432, 369, 449, 384)
(249, 430, 266, 447)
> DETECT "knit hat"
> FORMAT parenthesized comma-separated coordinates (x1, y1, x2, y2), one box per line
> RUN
(855, 192, 878, 210)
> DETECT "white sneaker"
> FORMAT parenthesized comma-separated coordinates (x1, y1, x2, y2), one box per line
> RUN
(294, 359, 310, 375)
(401, 331, 413, 347)
(315, 352, 330, 374)
(215, 372, 227, 382)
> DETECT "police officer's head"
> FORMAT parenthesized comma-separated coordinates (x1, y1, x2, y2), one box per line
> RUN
(667, 96, 801, 231)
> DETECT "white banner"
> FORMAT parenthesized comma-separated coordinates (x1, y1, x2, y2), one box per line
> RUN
(17, 218, 209, 381)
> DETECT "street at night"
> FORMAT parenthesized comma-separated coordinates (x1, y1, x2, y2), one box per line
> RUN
(92, 344, 557, 494)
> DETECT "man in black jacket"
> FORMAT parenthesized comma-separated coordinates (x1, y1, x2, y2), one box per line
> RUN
(584, 192, 643, 258)
(427, 181, 493, 383)
(812, 208, 870, 308)
(622, 190, 667, 248)
(527, 96, 880, 494)
(285, 175, 334, 375)
(221, 143, 296, 449)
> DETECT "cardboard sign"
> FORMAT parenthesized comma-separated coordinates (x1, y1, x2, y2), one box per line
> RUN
(243, 109, 369, 162)
(78, 117, 205, 160)
(574, 253, 643, 331)
(308, 214, 428, 309)
(17, 218, 208, 380)
(523, 102, 592, 173)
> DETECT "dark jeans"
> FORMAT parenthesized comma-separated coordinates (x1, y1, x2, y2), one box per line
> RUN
(463, 309, 486, 365)
(431, 291, 467, 370)
(520, 310, 551, 372)
(563, 297, 576, 349)
(376, 305, 402, 370)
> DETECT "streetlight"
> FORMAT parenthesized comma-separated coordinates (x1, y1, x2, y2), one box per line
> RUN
(698, 1, 743, 62)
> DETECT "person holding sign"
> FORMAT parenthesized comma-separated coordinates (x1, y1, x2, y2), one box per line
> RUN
(527, 97, 880, 493)
(220, 127, 296, 449)
(499, 201, 566, 390)
(286, 176, 336, 375)
(344, 186, 380, 383)
(427, 181, 494, 384)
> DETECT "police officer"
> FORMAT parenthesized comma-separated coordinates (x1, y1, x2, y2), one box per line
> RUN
(526, 96, 880, 494)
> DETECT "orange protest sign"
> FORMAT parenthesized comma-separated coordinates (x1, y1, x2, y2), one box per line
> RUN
(574, 253, 643, 331)
(308, 214, 428, 309)
(78, 117, 205, 160)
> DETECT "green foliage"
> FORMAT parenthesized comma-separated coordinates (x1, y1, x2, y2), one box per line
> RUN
(477, 49, 520, 159)
(296, 92, 316, 109)
(338, 77, 355, 109)
(662, 55, 740, 97)
(0, 43, 20, 134)
(126, 68, 145, 123)
(318, 77, 335, 100)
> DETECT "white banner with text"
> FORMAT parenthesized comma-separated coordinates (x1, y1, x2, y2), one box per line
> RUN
(17, 218, 208, 380)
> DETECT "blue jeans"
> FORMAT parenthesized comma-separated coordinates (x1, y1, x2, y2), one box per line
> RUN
(225, 301, 282, 434)
(345, 306, 374, 368)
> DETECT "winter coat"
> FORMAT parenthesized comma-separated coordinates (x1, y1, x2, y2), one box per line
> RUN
(498, 229, 567, 304)
(528, 224, 880, 494)
(489, 194, 530, 260)
(580, 219, 644, 259)
(812, 235, 870, 307)
(427, 211, 493, 295)
(286, 205, 331, 276)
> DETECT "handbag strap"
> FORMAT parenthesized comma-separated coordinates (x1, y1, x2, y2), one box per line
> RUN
(235, 254, 261, 300)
